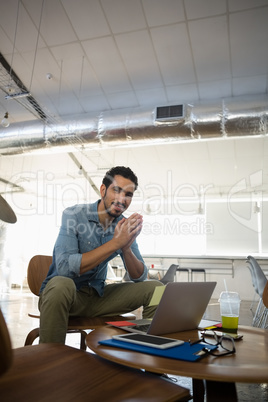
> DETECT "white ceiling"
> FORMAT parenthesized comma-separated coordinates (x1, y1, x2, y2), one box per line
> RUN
(0, 0, 268, 214)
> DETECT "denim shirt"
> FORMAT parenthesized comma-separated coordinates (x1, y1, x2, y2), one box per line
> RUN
(39, 200, 148, 296)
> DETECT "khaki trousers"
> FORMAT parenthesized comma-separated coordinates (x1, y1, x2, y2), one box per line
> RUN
(38, 276, 163, 344)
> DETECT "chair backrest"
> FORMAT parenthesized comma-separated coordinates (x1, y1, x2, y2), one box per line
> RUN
(27, 255, 53, 296)
(0, 309, 13, 377)
(160, 264, 178, 284)
(247, 256, 267, 297)
(246, 259, 258, 291)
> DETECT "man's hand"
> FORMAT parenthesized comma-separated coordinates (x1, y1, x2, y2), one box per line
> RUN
(80, 213, 144, 277)
(113, 213, 143, 250)
(115, 213, 145, 279)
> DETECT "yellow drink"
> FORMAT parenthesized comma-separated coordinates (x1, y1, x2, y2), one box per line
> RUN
(221, 315, 239, 332)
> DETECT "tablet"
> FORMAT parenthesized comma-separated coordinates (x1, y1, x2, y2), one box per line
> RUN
(112, 333, 184, 349)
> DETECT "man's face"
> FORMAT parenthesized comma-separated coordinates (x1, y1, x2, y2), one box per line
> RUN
(101, 175, 135, 218)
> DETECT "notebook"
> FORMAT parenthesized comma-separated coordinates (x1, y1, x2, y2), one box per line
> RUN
(107, 281, 216, 336)
(99, 338, 217, 362)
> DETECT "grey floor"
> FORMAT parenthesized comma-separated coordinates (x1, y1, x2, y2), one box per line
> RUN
(0, 287, 268, 401)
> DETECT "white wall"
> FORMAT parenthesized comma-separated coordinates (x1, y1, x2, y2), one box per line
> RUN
(1, 196, 267, 302)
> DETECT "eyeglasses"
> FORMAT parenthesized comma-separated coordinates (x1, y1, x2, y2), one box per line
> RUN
(189, 330, 236, 357)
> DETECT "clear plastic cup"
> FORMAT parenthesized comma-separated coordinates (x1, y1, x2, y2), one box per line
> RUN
(219, 291, 241, 333)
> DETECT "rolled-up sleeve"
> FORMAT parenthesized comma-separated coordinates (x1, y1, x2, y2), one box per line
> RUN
(54, 208, 83, 277)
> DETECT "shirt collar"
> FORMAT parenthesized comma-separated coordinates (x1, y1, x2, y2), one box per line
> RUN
(87, 199, 123, 225)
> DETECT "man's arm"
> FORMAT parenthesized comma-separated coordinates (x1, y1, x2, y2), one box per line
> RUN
(121, 247, 145, 279)
(80, 213, 144, 276)
(119, 213, 146, 279)
(79, 237, 121, 275)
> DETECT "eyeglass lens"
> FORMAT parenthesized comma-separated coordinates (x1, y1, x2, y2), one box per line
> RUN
(202, 331, 236, 356)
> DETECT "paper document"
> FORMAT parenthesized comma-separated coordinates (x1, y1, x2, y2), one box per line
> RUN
(149, 285, 166, 306)
(198, 319, 222, 330)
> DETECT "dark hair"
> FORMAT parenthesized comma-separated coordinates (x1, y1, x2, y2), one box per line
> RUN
(102, 166, 138, 190)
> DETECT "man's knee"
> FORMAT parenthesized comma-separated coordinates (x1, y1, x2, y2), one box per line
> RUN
(39, 276, 76, 306)
(132, 280, 164, 300)
(142, 280, 164, 292)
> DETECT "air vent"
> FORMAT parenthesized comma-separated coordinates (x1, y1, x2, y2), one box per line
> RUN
(156, 104, 184, 120)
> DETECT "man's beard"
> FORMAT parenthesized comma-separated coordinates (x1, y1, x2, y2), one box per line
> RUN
(103, 198, 125, 218)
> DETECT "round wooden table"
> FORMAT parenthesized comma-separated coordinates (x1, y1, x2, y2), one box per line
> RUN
(86, 325, 268, 401)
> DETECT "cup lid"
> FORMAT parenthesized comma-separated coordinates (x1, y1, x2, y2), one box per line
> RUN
(218, 291, 241, 302)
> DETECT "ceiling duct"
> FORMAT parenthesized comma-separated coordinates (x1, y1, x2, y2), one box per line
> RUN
(0, 95, 267, 156)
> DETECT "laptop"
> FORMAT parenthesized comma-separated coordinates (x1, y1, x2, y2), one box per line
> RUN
(108, 281, 216, 336)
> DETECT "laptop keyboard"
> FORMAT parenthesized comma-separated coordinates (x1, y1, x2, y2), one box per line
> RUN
(131, 324, 151, 332)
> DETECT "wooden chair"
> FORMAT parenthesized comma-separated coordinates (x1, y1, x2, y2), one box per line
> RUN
(257, 281, 268, 329)
(25, 255, 136, 349)
(263, 281, 268, 309)
(0, 308, 191, 401)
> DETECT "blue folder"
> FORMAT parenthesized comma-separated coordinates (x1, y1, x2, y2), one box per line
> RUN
(98, 339, 217, 362)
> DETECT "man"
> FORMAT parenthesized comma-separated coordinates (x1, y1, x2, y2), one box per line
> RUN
(39, 166, 163, 343)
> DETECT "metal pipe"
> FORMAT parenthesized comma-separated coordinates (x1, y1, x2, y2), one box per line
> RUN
(0, 95, 267, 156)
